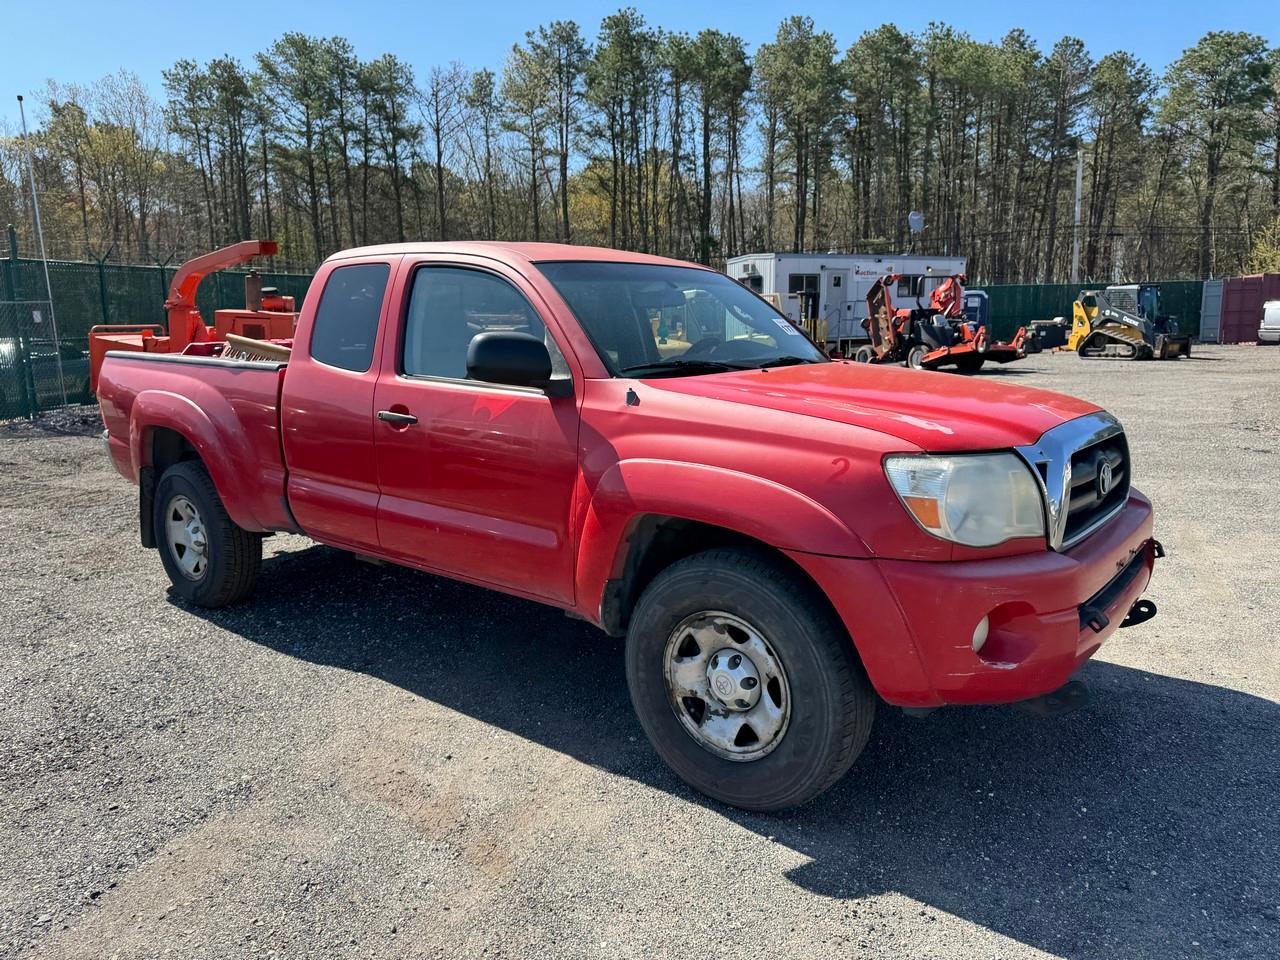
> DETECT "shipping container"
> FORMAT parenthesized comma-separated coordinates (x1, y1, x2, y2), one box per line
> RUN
(1219, 274, 1280, 344)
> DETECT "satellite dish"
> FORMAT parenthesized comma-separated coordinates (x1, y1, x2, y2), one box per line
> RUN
(907, 211, 925, 234)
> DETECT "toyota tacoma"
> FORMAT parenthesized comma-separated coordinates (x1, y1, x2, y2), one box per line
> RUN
(96, 242, 1160, 811)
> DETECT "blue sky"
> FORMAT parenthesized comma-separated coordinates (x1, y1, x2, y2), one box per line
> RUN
(1, 0, 1274, 127)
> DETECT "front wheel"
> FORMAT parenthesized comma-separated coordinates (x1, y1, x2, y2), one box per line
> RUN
(154, 461, 261, 608)
(625, 548, 875, 811)
(906, 344, 926, 369)
(853, 345, 875, 363)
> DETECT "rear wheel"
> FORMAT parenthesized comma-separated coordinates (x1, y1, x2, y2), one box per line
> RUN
(154, 461, 261, 608)
(625, 548, 875, 811)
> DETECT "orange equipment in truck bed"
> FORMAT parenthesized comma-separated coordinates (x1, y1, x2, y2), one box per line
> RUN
(88, 240, 299, 392)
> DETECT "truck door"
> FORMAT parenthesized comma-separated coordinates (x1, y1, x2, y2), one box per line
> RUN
(371, 259, 580, 604)
(281, 258, 396, 552)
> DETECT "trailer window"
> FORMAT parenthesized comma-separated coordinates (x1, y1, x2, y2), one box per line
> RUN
(310, 263, 390, 373)
(787, 273, 819, 320)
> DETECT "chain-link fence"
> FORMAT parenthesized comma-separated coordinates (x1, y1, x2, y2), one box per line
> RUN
(1, 235, 314, 418)
(1, 299, 79, 418)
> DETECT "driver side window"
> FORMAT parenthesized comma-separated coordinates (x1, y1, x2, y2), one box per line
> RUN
(402, 266, 569, 381)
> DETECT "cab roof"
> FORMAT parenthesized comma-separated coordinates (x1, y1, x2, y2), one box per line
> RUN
(324, 241, 708, 270)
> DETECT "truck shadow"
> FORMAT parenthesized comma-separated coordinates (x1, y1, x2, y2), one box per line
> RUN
(187, 543, 1278, 959)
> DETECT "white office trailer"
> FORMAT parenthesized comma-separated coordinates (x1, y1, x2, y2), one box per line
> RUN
(724, 252, 967, 353)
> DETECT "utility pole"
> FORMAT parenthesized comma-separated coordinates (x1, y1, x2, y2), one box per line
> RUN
(17, 93, 67, 406)
(1070, 146, 1083, 286)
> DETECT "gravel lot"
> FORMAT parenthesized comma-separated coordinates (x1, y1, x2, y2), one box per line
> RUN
(2, 344, 1277, 959)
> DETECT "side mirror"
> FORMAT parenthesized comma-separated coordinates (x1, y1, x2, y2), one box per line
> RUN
(467, 331, 566, 394)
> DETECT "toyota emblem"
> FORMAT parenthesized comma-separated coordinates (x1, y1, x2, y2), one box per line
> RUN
(1097, 460, 1114, 497)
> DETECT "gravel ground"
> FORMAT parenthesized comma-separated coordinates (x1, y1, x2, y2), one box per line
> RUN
(1, 344, 1277, 959)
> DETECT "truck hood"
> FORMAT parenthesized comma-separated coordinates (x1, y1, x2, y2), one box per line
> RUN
(645, 361, 1100, 452)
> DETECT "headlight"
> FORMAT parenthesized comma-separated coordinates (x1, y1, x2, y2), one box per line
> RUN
(884, 453, 1045, 547)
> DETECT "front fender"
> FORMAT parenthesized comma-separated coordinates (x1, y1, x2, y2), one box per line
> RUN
(129, 387, 270, 532)
(575, 458, 871, 624)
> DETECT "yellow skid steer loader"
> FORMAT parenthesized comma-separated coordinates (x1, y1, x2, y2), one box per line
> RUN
(1067, 284, 1191, 360)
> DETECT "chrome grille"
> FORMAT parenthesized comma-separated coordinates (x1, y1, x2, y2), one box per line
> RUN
(1016, 412, 1129, 551)
(1064, 434, 1129, 544)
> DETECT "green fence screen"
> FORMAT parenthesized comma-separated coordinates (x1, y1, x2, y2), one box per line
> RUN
(1, 255, 313, 340)
(981, 280, 1204, 341)
(0, 246, 1213, 418)
(1, 251, 313, 417)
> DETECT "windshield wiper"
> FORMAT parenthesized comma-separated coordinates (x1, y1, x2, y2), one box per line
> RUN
(752, 355, 822, 369)
(618, 358, 742, 377)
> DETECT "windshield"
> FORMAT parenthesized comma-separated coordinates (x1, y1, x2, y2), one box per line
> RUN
(537, 261, 827, 376)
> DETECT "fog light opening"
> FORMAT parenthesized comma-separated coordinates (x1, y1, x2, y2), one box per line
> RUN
(971, 615, 990, 654)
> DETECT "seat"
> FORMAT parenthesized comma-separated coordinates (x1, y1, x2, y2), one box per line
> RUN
(593, 293, 658, 370)
(405, 281, 471, 378)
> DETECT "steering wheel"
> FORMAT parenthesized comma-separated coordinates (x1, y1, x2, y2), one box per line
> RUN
(681, 336, 724, 358)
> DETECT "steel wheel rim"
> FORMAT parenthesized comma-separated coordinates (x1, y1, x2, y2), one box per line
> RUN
(663, 610, 791, 762)
(164, 495, 208, 580)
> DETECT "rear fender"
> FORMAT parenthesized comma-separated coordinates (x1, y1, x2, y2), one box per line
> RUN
(576, 458, 870, 625)
(129, 388, 269, 532)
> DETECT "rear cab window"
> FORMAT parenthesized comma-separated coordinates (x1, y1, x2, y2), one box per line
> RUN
(310, 263, 391, 372)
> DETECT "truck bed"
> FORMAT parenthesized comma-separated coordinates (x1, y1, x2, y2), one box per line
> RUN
(97, 351, 295, 534)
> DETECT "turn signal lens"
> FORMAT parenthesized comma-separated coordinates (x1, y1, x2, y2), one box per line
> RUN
(901, 495, 942, 529)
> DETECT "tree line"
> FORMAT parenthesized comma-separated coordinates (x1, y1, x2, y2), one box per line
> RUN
(2, 13, 1278, 283)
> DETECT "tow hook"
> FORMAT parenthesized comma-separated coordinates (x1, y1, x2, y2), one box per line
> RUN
(1120, 598, 1158, 629)
(1080, 604, 1110, 634)
(1013, 679, 1090, 718)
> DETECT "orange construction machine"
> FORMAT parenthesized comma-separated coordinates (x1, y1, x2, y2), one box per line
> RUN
(88, 240, 299, 393)
(854, 273, 1027, 373)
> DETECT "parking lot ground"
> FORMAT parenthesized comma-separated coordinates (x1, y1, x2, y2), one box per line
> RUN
(1, 344, 1278, 959)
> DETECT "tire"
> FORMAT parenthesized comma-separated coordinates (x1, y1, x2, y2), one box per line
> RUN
(625, 547, 875, 811)
(853, 345, 875, 363)
(906, 344, 926, 369)
(153, 460, 261, 608)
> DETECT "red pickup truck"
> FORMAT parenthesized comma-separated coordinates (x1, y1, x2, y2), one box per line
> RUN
(98, 242, 1159, 810)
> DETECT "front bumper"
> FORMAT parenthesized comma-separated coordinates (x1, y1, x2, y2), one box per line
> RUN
(788, 491, 1157, 708)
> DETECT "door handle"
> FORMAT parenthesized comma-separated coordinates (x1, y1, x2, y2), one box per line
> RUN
(377, 409, 418, 426)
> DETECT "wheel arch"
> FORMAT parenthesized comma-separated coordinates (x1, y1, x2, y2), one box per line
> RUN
(592, 514, 852, 650)
(138, 425, 202, 548)
(578, 459, 870, 637)
(130, 390, 265, 535)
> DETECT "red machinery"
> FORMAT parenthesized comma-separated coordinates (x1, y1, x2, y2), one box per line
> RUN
(854, 274, 1026, 373)
(88, 240, 298, 392)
